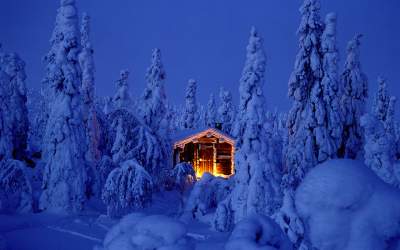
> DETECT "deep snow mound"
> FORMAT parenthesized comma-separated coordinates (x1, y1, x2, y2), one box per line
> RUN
(102, 213, 193, 250)
(225, 214, 292, 250)
(296, 159, 400, 250)
(184, 172, 232, 219)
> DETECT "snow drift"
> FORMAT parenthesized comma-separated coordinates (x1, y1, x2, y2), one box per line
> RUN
(225, 214, 292, 250)
(296, 159, 400, 250)
(101, 213, 193, 250)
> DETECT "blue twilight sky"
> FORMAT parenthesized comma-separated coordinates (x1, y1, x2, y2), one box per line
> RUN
(0, 0, 399, 112)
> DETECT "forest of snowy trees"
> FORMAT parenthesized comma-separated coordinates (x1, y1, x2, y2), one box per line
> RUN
(1, 0, 400, 249)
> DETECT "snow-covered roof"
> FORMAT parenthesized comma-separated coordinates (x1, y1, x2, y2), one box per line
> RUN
(173, 128, 235, 148)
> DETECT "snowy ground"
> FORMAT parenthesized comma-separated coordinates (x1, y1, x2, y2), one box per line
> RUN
(0, 191, 229, 250)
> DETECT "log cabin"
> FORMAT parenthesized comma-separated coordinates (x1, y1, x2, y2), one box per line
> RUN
(173, 128, 235, 178)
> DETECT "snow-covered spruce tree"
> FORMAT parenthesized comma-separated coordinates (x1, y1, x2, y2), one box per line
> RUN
(265, 110, 285, 182)
(5, 53, 29, 160)
(27, 89, 47, 156)
(205, 93, 217, 128)
(320, 12, 343, 158)
(0, 51, 29, 160)
(78, 13, 102, 196)
(96, 155, 116, 193)
(139, 48, 170, 137)
(197, 104, 206, 128)
(0, 159, 33, 213)
(79, 13, 101, 162)
(214, 27, 281, 231)
(361, 78, 398, 186)
(279, 0, 327, 248)
(181, 79, 198, 129)
(0, 49, 32, 214)
(39, 0, 88, 212)
(167, 104, 181, 134)
(92, 95, 110, 156)
(103, 96, 112, 115)
(218, 88, 235, 135)
(108, 110, 169, 187)
(339, 34, 368, 159)
(0, 44, 9, 160)
(102, 159, 153, 217)
(372, 77, 391, 123)
(113, 69, 132, 110)
(139, 49, 172, 174)
(285, 1, 335, 190)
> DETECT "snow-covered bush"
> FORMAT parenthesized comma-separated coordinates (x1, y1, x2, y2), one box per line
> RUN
(273, 190, 305, 248)
(107, 109, 169, 187)
(102, 213, 193, 250)
(362, 112, 398, 186)
(184, 173, 232, 218)
(225, 215, 293, 250)
(0, 159, 32, 213)
(166, 162, 196, 193)
(361, 78, 398, 186)
(212, 198, 234, 232)
(89, 155, 116, 197)
(296, 159, 400, 250)
(102, 160, 153, 217)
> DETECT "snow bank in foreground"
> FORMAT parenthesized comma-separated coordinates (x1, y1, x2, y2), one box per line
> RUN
(102, 213, 193, 250)
(225, 215, 292, 250)
(296, 159, 400, 250)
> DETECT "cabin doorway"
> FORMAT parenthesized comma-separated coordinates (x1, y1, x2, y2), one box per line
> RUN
(197, 144, 214, 175)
